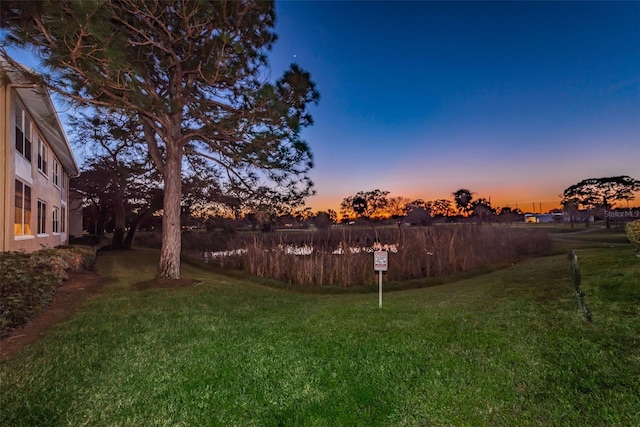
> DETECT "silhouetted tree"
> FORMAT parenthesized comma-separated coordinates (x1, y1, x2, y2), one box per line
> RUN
(384, 196, 408, 227)
(562, 176, 640, 228)
(470, 198, 494, 225)
(386, 196, 412, 219)
(496, 206, 523, 223)
(351, 196, 368, 218)
(72, 166, 113, 237)
(72, 154, 168, 249)
(326, 209, 338, 223)
(426, 199, 456, 218)
(453, 189, 473, 216)
(71, 109, 149, 249)
(340, 189, 389, 221)
(408, 199, 427, 209)
(313, 211, 333, 230)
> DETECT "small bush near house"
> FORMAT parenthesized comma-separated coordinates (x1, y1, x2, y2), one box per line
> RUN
(0, 246, 97, 337)
(54, 245, 98, 272)
(626, 219, 640, 252)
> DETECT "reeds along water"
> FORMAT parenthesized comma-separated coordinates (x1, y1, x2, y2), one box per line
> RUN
(185, 225, 551, 287)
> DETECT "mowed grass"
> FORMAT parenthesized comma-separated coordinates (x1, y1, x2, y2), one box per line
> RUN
(1, 234, 639, 426)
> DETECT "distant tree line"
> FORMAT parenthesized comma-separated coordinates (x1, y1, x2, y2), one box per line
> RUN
(73, 172, 639, 239)
(335, 188, 518, 226)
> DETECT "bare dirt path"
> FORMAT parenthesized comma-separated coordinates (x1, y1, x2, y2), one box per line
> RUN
(1, 270, 106, 360)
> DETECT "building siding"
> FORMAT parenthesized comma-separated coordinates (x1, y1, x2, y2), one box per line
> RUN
(0, 80, 7, 250)
(1, 58, 79, 252)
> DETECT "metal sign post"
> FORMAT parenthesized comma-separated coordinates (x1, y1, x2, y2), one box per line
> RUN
(373, 250, 388, 308)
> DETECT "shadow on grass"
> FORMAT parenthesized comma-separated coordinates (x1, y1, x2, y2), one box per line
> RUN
(132, 277, 202, 290)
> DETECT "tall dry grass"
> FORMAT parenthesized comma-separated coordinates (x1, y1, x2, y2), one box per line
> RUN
(190, 225, 551, 287)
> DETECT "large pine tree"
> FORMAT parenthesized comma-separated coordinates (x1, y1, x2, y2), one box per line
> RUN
(1, 0, 319, 279)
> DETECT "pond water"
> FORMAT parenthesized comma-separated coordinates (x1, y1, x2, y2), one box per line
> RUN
(203, 242, 399, 261)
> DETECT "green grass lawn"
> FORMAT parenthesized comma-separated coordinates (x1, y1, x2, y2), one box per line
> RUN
(1, 233, 639, 426)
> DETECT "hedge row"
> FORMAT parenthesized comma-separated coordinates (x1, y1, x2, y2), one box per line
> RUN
(0, 245, 97, 337)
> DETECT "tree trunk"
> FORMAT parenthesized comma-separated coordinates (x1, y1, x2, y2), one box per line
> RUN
(124, 218, 138, 249)
(97, 204, 107, 237)
(124, 213, 146, 249)
(157, 147, 183, 279)
(111, 188, 127, 249)
(112, 228, 125, 249)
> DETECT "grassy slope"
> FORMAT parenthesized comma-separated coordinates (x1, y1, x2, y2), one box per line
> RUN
(1, 230, 639, 426)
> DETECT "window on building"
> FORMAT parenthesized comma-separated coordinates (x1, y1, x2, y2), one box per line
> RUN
(14, 180, 32, 235)
(38, 138, 48, 174)
(15, 104, 32, 162)
(53, 160, 60, 187)
(37, 200, 46, 235)
(53, 207, 60, 233)
(61, 206, 66, 233)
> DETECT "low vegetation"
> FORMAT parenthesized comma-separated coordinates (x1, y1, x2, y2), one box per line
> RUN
(181, 225, 552, 287)
(1, 228, 638, 425)
(0, 245, 96, 336)
(626, 219, 640, 251)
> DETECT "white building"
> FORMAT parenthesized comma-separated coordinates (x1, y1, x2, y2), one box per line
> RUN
(524, 213, 563, 223)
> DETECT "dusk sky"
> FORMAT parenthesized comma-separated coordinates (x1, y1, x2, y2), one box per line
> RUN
(269, 0, 640, 213)
(3, 1, 639, 214)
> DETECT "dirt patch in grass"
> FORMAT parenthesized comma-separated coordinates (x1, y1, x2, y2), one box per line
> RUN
(132, 278, 200, 290)
(0, 270, 106, 360)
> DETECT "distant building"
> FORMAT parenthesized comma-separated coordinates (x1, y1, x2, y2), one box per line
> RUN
(524, 213, 563, 223)
(1, 56, 80, 252)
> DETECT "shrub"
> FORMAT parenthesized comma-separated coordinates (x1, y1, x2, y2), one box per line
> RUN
(625, 220, 640, 251)
(0, 245, 97, 337)
(55, 245, 98, 271)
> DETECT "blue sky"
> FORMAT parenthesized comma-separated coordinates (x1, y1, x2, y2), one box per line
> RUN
(3, 1, 638, 213)
(269, 0, 640, 212)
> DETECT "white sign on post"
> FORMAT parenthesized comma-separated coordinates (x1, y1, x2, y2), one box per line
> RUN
(374, 251, 388, 271)
(374, 251, 388, 308)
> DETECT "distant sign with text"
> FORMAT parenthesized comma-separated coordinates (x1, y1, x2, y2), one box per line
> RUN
(605, 209, 640, 221)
